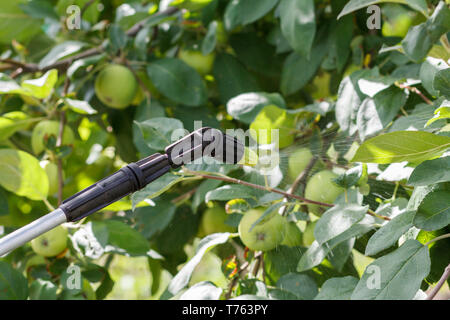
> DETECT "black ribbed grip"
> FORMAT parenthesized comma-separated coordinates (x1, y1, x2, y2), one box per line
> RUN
(60, 154, 170, 222)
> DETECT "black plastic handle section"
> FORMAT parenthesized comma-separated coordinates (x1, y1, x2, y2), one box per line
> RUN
(60, 153, 170, 222)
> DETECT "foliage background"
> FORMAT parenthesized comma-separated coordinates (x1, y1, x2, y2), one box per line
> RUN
(0, 0, 449, 300)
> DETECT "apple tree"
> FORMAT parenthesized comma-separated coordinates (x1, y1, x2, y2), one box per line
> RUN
(0, 0, 449, 300)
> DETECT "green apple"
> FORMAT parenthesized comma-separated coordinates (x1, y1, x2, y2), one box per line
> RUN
(281, 222, 303, 247)
(81, 279, 96, 300)
(171, 0, 213, 11)
(95, 64, 138, 109)
(238, 208, 287, 251)
(179, 49, 215, 75)
(304, 170, 345, 216)
(250, 104, 296, 149)
(309, 71, 331, 100)
(302, 221, 317, 247)
(200, 206, 236, 235)
(382, 14, 413, 38)
(131, 70, 161, 105)
(287, 147, 314, 181)
(40, 160, 62, 196)
(31, 225, 68, 257)
(31, 120, 75, 155)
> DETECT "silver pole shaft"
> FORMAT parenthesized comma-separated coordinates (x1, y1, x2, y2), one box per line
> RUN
(0, 208, 67, 257)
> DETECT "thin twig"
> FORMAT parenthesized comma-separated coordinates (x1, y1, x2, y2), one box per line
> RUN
(0, 7, 180, 75)
(80, 0, 96, 18)
(426, 264, 450, 300)
(171, 187, 198, 204)
(280, 156, 318, 216)
(425, 233, 450, 246)
(56, 110, 66, 205)
(396, 83, 433, 105)
(183, 170, 391, 221)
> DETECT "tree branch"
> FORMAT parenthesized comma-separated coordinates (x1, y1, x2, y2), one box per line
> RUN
(426, 263, 450, 300)
(0, 7, 180, 75)
(183, 170, 391, 221)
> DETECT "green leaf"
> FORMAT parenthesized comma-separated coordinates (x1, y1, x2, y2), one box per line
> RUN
(0, 261, 29, 300)
(280, 36, 327, 95)
(213, 53, 260, 104)
(38, 41, 86, 69)
(65, 98, 97, 115)
(408, 156, 450, 186)
(131, 173, 187, 209)
(433, 68, 450, 98)
(134, 117, 184, 151)
(179, 281, 223, 300)
(108, 24, 128, 52)
(426, 100, 450, 127)
(0, 149, 48, 200)
(351, 240, 430, 300)
(414, 190, 450, 231)
(165, 233, 232, 297)
(401, 2, 450, 62)
(0, 0, 42, 44)
(192, 179, 222, 212)
(224, 0, 278, 30)
(314, 276, 359, 300)
(338, 0, 428, 20)
(0, 111, 39, 140)
(351, 131, 450, 164)
(335, 68, 380, 135)
(419, 57, 448, 97)
(279, 0, 315, 58)
(201, 20, 217, 55)
(314, 204, 368, 245)
(356, 86, 408, 141)
(29, 279, 57, 300)
(21, 69, 58, 99)
(0, 188, 8, 216)
(230, 33, 281, 77)
(276, 273, 318, 300)
(365, 210, 415, 256)
(92, 220, 150, 256)
(297, 216, 375, 272)
(134, 200, 177, 239)
(226, 92, 286, 124)
(205, 185, 258, 202)
(146, 58, 207, 107)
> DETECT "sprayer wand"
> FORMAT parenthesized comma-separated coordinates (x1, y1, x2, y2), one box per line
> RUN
(0, 127, 244, 256)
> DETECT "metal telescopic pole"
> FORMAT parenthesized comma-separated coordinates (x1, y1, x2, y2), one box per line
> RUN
(0, 208, 67, 257)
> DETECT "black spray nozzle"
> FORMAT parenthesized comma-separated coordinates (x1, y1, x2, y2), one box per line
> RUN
(165, 127, 245, 168)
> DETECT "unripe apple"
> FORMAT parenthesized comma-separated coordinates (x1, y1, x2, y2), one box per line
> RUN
(40, 160, 63, 196)
(179, 49, 215, 75)
(238, 208, 287, 251)
(281, 222, 303, 247)
(31, 225, 68, 257)
(95, 64, 138, 109)
(31, 120, 75, 155)
(287, 147, 313, 181)
(200, 206, 236, 235)
(302, 221, 317, 247)
(382, 14, 413, 38)
(250, 104, 296, 149)
(81, 279, 96, 300)
(304, 170, 345, 216)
